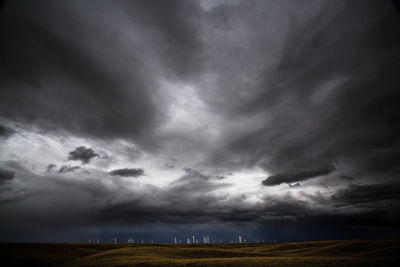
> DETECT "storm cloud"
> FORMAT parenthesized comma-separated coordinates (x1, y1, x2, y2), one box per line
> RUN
(204, 0, 400, 183)
(0, 125, 13, 138)
(332, 183, 400, 207)
(0, 0, 203, 145)
(67, 146, 100, 164)
(109, 168, 145, 177)
(1, 0, 400, 242)
(262, 165, 336, 186)
(0, 168, 14, 184)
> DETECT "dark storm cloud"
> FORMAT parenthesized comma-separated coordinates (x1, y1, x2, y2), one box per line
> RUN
(262, 165, 335, 186)
(0, 124, 14, 138)
(116, 0, 204, 80)
(98, 168, 232, 224)
(67, 146, 99, 164)
(1, 161, 400, 241)
(51, 176, 114, 202)
(338, 174, 355, 181)
(0, 168, 14, 184)
(205, 0, 400, 183)
(58, 165, 80, 174)
(0, 0, 203, 143)
(332, 183, 400, 207)
(109, 168, 145, 177)
(95, 186, 400, 240)
(0, 190, 50, 205)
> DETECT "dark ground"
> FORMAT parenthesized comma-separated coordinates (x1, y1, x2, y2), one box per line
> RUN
(0, 239, 399, 266)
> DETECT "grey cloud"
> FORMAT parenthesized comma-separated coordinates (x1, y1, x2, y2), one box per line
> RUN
(117, 0, 204, 80)
(0, 124, 14, 138)
(95, 185, 399, 236)
(169, 168, 228, 194)
(164, 162, 175, 169)
(0, 168, 15, 185)
(0, 160, 29, 172)
(51, 176, 114, 202)
(1, 161, 400, 240)
(332, 182, 400, 207)
(262, 165, 335, 186)
(67, 146, 99, 164)
(58, 165, 80, 174)
(0, 0, 203, 144)
(98, 168, 234, 225)
(0, 190, 50, 205)
(180, 168, 210, 181)
(288, 182, 301, 188)
(46, 164, 56, 172)
(204, 0, 400, 183)
(338, 174, 355, 181)
(109, 168, 145, 177)
(0, 20, 155, 141)
(163, 159, 178, 169)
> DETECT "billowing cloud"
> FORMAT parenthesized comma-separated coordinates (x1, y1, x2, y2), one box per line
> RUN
(203, 0, 400, 183)
(109, 168, 145, 177)
(67, 146, 99, 164)
(0, 0, 203, 145)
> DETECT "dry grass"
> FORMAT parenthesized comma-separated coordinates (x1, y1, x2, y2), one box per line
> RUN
(1, 240, 399, 266)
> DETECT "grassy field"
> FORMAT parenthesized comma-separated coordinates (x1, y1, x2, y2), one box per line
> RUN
(1, 239, 399, 266)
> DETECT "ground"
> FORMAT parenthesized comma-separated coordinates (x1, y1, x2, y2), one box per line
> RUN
(1, 239, 399, 266)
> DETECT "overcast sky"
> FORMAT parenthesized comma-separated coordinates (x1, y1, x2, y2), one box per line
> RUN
(1, 0, 400, 242)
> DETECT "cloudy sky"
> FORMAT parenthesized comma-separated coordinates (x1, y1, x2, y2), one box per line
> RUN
(1, 0, 400, 242)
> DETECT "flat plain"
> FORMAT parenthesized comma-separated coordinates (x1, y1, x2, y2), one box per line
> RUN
(1, 239, 399, 266)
